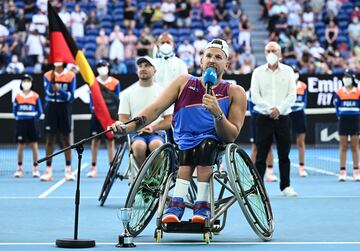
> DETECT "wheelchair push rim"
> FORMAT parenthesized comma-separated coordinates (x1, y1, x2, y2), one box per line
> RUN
(125, 143, 176, 237)
(225, 143, 274, 241)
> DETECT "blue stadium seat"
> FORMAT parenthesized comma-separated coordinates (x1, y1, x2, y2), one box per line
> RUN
(152, 28, 164, 37)
(125, 59, 136, 73)
(24, 66, 35, 74)
(84, 34, 97, 43)
(85, 50, 95, 59)
(84, 43, 97, 52)
(315, 22, 325, 30)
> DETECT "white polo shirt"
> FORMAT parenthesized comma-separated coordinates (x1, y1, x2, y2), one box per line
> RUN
(153, 56, 188, 88)
(250, 63, 296, 115)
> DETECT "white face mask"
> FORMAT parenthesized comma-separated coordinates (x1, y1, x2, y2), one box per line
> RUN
(294, 73, 299, 80)
(97, 66, 109, 76)
(343, 77, 352, 87)
(21, 81, 32, 91)
(54, 62, 63, 67)
(266, 52, 278, 66)
(159, 43, 173, 56)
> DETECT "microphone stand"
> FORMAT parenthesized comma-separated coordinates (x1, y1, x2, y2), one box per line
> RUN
(37, 118, 139, 248)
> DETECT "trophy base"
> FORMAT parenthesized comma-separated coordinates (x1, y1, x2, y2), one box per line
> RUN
(56, 238, 96, 248)
(116, 234, 136, 248)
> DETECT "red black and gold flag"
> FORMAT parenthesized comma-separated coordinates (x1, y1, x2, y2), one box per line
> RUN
(48, 2, 114, 138)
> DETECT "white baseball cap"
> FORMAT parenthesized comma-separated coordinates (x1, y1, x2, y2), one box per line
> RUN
(205, 39, 229, 58)
(136, 56, 156, 69)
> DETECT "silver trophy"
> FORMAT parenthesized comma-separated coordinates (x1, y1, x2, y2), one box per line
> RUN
(116, 208, 136, 248)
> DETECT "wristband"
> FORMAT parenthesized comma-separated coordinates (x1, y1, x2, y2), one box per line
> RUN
(214, 112, 224, 121)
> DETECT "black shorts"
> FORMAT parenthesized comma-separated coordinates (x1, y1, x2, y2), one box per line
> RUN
(15, 119, 41, 143)
(44, 102, 72, 133)
(290, 110, 306, 134)
(178, 139, 221, 166)
(338, 115, 360, 136)
(90, 115, 105, 136)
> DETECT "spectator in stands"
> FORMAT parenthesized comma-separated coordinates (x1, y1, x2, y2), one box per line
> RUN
(290, 68, 308, 177)
(352, 6, 360, 19)
(141, 2, 154, 27)
(70, 4, 87, 39)
(25, 29, 46, 66)
(30, 9, 48, 35)
(348, 46, 360, 73)
(309, 0, 325, 17)
(309, 39, 325, 59)
(177, 38, 195, 73)
(207, 20, 222, 39)
(5, 0, 17, 30)
(287, 1, 302, 30)
(15, 9, 27, 43)
(123, 29, 138, 60)
(324, 9, 338, 25)
(161, 0, 176, 28)
(193, 30, 207, 74)
(124, 0, 136, 29)
(36, 0, 48, 13)
(95, 28, 109, 61)
(6, 55, 24, 74)
(151, 3, 164, 26)
(153, 32, 188, 88)
(118, 56, 172, 168)
(87, 59, 120, 178)
(13, 74, 43, 179)
(41, 62, 76, 182)
(137, 29, 153, 56)
(238, 45, 256, 68)
(326, 0, 342, 16)
(348, 17, 360, 49)
(0, 22, 9, 39)
(200, 0, 215, 23)
(109, 25, 125, 62)
(215, 0, 228, 22)
(238, 14, 252, 50)
(58, 6, 71, 29)
(175, 0, 192, 28)
(9, 32, 24, 60)
(301, 5, 315, 29)
(325, 20, 339, 51)
(228, 0, 242, 20)
(334, 70, 360, 182)
(95, 0, 108, 18)
(24, 0, 36, 20)
(85, 10, 100, 30)
(275, 11, 288, 35)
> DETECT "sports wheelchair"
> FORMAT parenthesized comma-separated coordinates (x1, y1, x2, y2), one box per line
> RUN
(123, 142, 274, 243)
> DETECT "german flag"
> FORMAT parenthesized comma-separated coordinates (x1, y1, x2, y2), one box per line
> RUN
(47, 2, 114, 138)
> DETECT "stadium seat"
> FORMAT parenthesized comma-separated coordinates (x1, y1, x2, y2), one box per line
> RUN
(84, 43, 97, 52)
(24, 66, 35, 74)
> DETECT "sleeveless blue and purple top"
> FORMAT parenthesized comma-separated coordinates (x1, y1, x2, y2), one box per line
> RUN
(173, 75, 231, 150)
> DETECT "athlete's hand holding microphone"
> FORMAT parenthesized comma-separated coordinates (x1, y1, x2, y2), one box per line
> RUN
(202, 68, 223, 120)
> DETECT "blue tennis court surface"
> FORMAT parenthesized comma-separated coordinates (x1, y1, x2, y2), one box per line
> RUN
(0, 145, 359, 250)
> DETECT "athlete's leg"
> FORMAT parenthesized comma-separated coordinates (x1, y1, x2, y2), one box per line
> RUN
(350, 135, 359, 180)
(339, 135, 348, 181)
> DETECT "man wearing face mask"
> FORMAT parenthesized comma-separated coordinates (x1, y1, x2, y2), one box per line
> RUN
(334, 70, 360, 182)
(13, 74, 43, 178)
(290, 68, 308, 177)
(153, 32, 188, 88)
(41, 61, 76, 182)
(250, 41, 297, 197)
(87, 60, 120, 178)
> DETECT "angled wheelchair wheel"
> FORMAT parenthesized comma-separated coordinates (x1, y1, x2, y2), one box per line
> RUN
(125, 143, 176, 237)
(225, 143, 274, 241)
(98, 140, 128, 206)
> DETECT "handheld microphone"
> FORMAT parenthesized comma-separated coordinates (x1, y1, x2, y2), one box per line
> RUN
(203, 67, 217, 95)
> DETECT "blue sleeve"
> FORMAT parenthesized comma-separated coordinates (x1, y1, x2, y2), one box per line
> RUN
(303, 89, 308, 108)
(13, 100, 18, 118)
(333, 94, 339, 117)
(58, 75, 76, 102)
(44, 76, 55, 99)
(36, 97, 43, 119)
(115, 83, 120, 97)
(89, 91, 94, 113)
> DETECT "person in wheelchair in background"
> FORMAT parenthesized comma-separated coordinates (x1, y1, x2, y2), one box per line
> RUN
(118, 56, 172, 168)
(111, 38, 247, 225)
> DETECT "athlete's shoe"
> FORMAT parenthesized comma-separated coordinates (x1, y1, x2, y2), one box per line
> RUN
(40, 170, 53, 182)
(265, 173, 278, 182)
(86, 167, 97, 178)
(162, 197, 185, 223)
(338, 170, 347, 182)
(192, 201, 211, 224)
(353, 170, 360, 182)
(280, 186, 298, 197)
(32, 166, 40, 178)
(299, 166, 308, 177)
(14, 167, 23, 178)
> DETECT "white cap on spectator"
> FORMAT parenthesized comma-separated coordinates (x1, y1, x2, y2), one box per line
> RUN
(136, 56, 156, 69)
(205, 39, 229, 58)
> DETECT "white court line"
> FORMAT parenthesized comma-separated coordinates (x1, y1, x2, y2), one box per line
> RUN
(0, 241, 360, 246)
(0, 196, 127, 200)
(318, 156, 354, 165)
(38, 163, 89, 199)
(1, 195, 360, 200)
